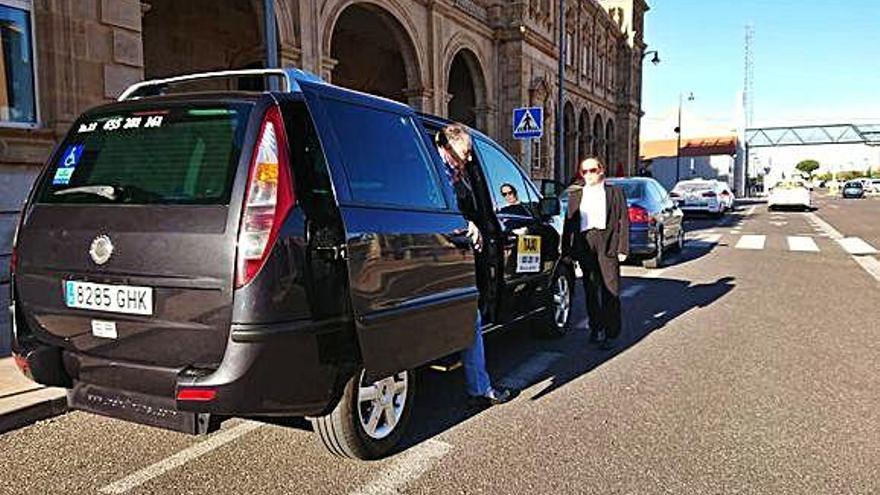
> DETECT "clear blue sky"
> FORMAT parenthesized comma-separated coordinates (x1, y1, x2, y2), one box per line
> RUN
(642, 0, 880, 130)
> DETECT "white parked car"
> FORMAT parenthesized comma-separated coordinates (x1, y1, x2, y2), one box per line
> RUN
(670, 179, 735, 217)
(871, 179, 880, 194)
(768, 180, 812, 210)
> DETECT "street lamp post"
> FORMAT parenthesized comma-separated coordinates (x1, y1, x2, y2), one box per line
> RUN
(675, 92, 694, 184)
(642, 50, 661, 65)
(264, 0, 278, 90)
(556, 0, 565, 183)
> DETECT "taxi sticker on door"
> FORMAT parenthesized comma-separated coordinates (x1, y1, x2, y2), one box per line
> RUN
(516, 235, 541, 273)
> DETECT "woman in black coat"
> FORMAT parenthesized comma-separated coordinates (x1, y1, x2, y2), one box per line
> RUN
(561, 157, 630, 348)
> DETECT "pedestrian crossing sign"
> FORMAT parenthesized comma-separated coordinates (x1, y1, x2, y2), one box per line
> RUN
(513, 107, 543, 140)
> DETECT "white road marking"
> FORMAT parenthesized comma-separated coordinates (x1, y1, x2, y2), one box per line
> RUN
(735, 235, 766, 250)
(351, 439, 453, 495)
(807, 212, 880, 283)
(745, 205, 757, 216)
(620, 284, 644, 298)
(770, 221, 787, 227)
(99, 421, 263, 494)
(837, 237, 879, 256)
(807, 212, 844, 240)
(853, 256, 880, 283)
(497, 351, 564, 391)
(787, 236, 820, 252)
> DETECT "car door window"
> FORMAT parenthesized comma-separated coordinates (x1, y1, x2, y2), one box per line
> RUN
(656, 182, 673, 207)
(474, 139, 535, 217)
(323, 99, 446, 209)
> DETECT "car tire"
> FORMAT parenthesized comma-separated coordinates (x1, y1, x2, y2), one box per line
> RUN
(642, 235, 664, 269)
(670, 228, 685, 253)
(310, 368, 414, 460)
(538, 266, 573, 338)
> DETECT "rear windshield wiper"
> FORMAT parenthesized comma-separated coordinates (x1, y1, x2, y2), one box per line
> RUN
(53, 184, 164, 203)
(53, 185, 118, 201)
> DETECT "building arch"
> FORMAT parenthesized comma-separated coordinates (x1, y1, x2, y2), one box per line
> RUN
(445, 47, 489, 132)
(592, 113, 604, 158)
(322, 0, 426, 107)
(442, 33, 492, 132)
(577, 108, 590, 166)
(605, 118, 616, 174)
(563, 101, 576, 183)
(143, 0, 264, 80)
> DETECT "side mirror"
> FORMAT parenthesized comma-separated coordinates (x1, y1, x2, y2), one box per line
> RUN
(539, 196, 561, 217)
(541, 179, 565, 198)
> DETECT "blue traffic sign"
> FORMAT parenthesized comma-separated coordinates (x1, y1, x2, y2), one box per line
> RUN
(513, 107, 543, 140)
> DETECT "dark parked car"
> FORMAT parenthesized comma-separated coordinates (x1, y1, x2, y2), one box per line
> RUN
(842, 181, 865, 199)
(606, 177, 685, 268)
(9, 69, 572, 460)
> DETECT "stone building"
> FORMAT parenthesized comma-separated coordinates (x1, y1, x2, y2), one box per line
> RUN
(0, 0, 648, 353)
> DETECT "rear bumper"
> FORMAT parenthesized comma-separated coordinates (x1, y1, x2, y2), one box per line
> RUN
(628, 225, 656, 256)
(680, 203, 722, 214)
(14, 315, 356, 429)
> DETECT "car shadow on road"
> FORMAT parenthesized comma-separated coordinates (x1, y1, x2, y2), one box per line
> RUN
(398, 275, 736, 452)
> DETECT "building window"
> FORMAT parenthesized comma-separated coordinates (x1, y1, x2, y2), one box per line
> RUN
(565, 32, 574, 67)
(0, 1, 36, 125)
(581, 44, 588, 76)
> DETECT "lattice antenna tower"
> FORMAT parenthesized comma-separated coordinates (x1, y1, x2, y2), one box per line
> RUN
(743, 24, 755, 127)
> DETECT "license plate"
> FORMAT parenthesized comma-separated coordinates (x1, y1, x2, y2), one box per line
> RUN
(64, 280, 153, 316)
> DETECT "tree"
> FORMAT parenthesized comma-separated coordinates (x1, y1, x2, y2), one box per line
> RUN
(795, 159, 820, 178)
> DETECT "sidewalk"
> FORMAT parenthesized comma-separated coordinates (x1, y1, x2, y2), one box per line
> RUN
(0, 357, 68, 434)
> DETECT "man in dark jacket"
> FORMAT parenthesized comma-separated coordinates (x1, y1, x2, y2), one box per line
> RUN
(436, 124, 511, 406)
(562, 157, 630, 349)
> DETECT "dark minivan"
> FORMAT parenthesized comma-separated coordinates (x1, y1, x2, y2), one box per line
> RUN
(9, 69, 572, 459)
(606, 177, 685, 269)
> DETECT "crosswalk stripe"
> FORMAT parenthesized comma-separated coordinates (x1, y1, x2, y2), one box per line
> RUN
(735, 235, 766, 250)
(787, 236, 820, 252)
(836, 237, 879, 256)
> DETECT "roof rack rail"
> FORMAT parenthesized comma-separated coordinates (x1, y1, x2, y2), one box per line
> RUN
(117, 68, 323, 101)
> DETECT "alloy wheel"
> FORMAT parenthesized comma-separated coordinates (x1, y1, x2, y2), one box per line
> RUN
(553, 274, 571, 328)
(357, 370, 409, 440)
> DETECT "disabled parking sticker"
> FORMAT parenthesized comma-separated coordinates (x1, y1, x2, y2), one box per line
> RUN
(516, 235, 541, 273)
(52, 144, 84, 185)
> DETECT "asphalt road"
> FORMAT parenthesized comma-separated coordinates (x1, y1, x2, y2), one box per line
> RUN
(1, 198, 879, 495)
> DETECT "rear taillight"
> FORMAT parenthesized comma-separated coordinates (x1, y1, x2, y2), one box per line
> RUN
(235, 106, 294, 288)
(720, 191, 730, 197)
(13, 353, 32, 379)
(628, 205, 651, 223)
(177, 388, 217, 402)
(702, 191, 717, 198)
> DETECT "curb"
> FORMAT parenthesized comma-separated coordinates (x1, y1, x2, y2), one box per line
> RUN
(0, 393, 69, 434)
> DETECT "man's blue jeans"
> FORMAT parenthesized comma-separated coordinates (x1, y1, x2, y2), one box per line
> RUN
(462, 309, 491, 397)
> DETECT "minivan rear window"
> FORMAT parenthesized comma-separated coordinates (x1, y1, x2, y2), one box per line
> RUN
(37, 103, 252, 205)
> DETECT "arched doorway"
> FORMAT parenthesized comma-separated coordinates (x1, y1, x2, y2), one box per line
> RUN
(329, 3, 421, 106)
(143, 0, 264, 81)
(577, 109, 590, 167)
(605, 119, 616, 173)
(592, 114, 603, 158)
(447, 49, 487, 131)
(563, 102, 576, 184)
